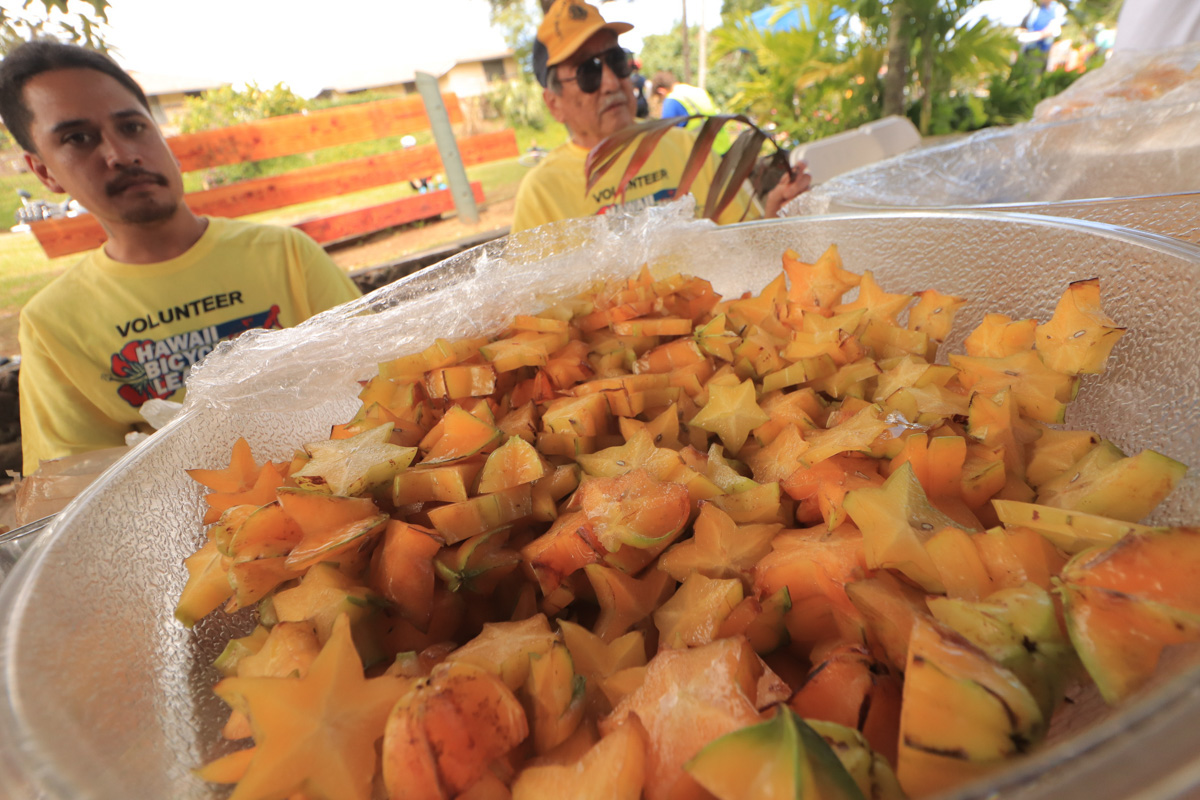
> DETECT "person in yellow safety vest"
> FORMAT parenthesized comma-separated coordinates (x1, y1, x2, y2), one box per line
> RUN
(652, 70, 733, 155)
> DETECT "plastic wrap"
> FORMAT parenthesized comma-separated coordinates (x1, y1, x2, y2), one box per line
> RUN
(182, 201, 718, 415)
(12, 446, 129, 525)
(785, 48, 1200, 225)
(1, 210, 1199, 800)
(1033, 41, 1200, 122)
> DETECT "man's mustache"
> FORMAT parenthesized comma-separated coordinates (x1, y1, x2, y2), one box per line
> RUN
(106, 168, 169, 196)
(601, 92, 629, 111)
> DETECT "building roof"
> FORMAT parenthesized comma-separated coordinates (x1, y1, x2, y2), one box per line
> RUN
(318, 49, 513, 95)
(128, 71, 230, 97)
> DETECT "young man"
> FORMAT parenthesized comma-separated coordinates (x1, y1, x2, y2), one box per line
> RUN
(512, 0, 810, 233)
(0, 42, 363, 476)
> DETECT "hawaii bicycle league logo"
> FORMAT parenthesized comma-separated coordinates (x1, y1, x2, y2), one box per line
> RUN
(106, 305, 282, 407)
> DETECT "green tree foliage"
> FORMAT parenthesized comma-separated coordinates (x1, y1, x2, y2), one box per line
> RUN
(486, 75, 552, 131)
(978, 54, 1086, 127)
(483, 0, 1097, 145)
(721, 0, 774, 17)
(179, 82, 308, 133)
(488, 0, 541, 70)
(179, 83, 309, 186)
(839, 0, 1017, 132)
(640, 25, 699, 94)
(0, 0, 111, 54)
(1066, 0, 1123, 31)
(638, 22, 749, 112)
(905, 0, 1015, 134)
(713, 0, 1047, 141)
(712, 1, 884, 143)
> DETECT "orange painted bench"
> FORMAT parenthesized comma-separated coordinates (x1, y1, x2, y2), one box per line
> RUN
(29, 93, 519, 258)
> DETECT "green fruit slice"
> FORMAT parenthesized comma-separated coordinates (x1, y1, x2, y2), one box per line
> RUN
(993, 498, 1160, 554)
(685, 706, 865, 800)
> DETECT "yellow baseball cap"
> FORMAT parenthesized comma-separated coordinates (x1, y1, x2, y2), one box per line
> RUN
(538, 0, 634, 67)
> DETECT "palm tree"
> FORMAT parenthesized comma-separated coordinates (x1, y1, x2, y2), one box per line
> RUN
(841, 0, 1015, 133)
(915, 1, 1015, 131)
(712, 1, 883, 141)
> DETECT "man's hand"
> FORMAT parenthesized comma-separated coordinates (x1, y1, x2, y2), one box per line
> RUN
(764, 159, 813, 218)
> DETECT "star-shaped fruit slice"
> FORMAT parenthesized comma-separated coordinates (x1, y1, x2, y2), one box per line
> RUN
(949, 350, 1079, 424)
(559, 619, 647, 716)
(214, 614, 413, 800)
(573, 469, 691, 551)
(834, 270, 914, 325)
(292, 422, 416, 496)
(187, 437, 259, 493)
(801, 403, 892, 466)
(584, 563, 676, 642)
(689, 379, 770, 456)
(576, 428, 683, 480)
(1034, 278, 1126, 375)
(659, 502, 782, 583)
(694, 313, 741, 361)
(844, 461, 972, 593)
(908, 288, 968, 344)
(782, 244, 862, 312)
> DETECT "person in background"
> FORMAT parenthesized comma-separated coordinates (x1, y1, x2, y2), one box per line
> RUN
(1093, 24, 1116, 59)
(513, 0, 809, 233)
(1017, 0, 1069, 60)
(0, 41, 362, 476)
(652, 69, 733, 155)
(400, 134, 431, 193)
(630, 56, 649, 118)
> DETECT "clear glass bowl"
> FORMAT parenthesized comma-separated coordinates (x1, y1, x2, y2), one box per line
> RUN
(830, 192, 1200, 248)
(788, 102, 1200, 245)
(1, 211, 1197, 800)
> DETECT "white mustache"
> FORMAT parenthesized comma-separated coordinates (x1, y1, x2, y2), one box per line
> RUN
(601, 92, 629, 111)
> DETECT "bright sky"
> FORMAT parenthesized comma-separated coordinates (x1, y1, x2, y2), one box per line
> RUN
(88, 0, 726, 99)
(960, 0, 1036, 29)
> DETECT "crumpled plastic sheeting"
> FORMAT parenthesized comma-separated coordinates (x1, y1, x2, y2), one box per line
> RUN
(182, 200, 719, 415)
(1034, 41, 1200, 122)
(785, 57, 1200, 216)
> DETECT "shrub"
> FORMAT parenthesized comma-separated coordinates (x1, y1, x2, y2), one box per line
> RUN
(180, 83, 310, 186)
(983, 57, 1088, 128)
(485, 76, 550, 132)
(907, 91, 989, 136)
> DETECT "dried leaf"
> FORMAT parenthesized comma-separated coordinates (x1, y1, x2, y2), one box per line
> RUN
(584, 118, 679, 194)
(704, 128, 766, 222)
(614, 122, 682, 205)
(585, 113, 790, 224)
(677, 115, 735, 200)
(749, 148, 795, 200)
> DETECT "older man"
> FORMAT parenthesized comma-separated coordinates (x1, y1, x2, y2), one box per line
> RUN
(512, 0, 809, 233)
(0, 42, 361, 475)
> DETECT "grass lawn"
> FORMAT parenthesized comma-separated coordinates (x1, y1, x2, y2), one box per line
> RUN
(0, 232, 76, 358)
(0, 232, 76, 314)
(0, 170, 58, 231)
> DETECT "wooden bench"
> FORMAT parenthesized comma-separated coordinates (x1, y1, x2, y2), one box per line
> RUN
(28, 92, 519, 258)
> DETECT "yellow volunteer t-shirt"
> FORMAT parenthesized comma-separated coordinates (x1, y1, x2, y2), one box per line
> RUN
(511, 127, 760, 233)
(18, 217, 362, 474)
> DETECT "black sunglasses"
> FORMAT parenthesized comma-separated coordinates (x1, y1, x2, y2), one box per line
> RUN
(559, 47, 632, 94)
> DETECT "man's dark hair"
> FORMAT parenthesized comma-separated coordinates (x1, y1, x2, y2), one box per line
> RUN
(0, 40, 151, 154)
(653, 70, 678, 93)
